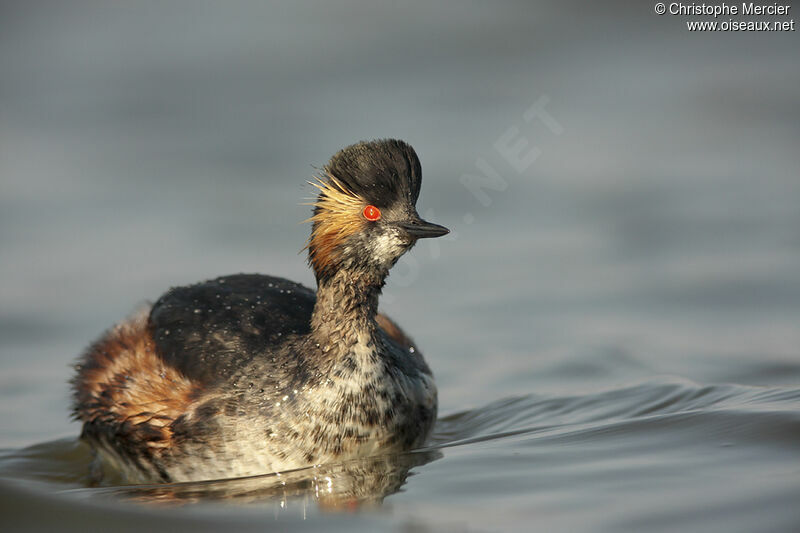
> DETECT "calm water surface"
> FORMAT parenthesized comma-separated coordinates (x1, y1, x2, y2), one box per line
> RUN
(1, 2, 799, 532)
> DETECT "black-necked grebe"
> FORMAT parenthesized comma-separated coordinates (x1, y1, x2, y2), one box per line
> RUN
(72, 139, 449, 483)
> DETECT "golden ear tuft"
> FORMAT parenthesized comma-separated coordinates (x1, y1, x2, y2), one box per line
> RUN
(303, 173, 365, 277)
(303, 174, 363, 221)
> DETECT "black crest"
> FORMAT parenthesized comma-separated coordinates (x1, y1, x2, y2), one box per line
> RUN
(324, 139, 422, 208)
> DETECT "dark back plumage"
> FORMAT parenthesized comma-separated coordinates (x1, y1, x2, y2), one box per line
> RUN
(149, 275, 316, 385)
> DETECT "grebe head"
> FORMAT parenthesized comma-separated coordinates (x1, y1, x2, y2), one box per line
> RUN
(307, 139, 449, 282)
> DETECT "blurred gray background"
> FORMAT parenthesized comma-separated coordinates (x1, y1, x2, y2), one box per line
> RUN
(1, 1, 799, 446)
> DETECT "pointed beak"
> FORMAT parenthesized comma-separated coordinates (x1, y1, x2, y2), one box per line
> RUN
(398, 218, 450, 239)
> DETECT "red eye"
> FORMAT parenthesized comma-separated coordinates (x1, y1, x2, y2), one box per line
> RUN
(363, 205, 381, 221)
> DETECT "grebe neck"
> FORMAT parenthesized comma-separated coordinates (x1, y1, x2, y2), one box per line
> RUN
(310, 269, 384, 343)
